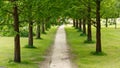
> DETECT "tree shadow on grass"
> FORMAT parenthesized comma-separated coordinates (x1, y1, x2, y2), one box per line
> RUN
(23, 45, 37, 49)
(74, 27, 82, 32)
(8, 60, 34, 65)
(84, 40, 95, 44)
(35, 37, 43, 40)
(77, 29, 82, 32)
(80, 33, 86, 36)
(42, 32, 47, 35)
(90, 51, 107, 56)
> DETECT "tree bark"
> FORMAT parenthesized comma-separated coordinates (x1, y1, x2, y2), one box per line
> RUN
(42, 19, 45, 33)
(83, 19, 86, 34)
(28, 20, 33, 47)
(105, 18, 108, 27)
(75, 19, 79, 29)
(87, 3, 92, 41)
(13, 1, 21, 62)
(79, 19, 82, 31)
(73, 19, 75, 27)
(96, 0, 102, 53)
(36, 23, 41, 39)
(114, 18, 117, 29)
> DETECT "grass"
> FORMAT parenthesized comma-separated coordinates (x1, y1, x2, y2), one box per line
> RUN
(65, 24, 120, 68)
(0, 26, 57, 68)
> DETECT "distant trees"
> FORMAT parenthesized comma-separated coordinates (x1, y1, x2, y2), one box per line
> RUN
(71, 0, 120, 53)
(101, 0, 120, 28)
(70, 0, 93, 42)
(70, 0, 119, 53)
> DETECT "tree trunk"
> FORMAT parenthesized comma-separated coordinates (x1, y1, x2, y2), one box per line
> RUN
(83, 19, 86, 34)
(36, 23, 41, 39)
(45, 23, 50, 30)
(28, 20, 33, 47)
(105, 18, 108, 27)
(13, 2, 21, 62)
(73, 19, 75, 27)
(96, 0, 102, 53)
(87, 3, 92, 41)
(114, 18, 117, 29)
(75, 19, 79, 29)
(79, 19, 82, 31)
(42, 19, 45, 33)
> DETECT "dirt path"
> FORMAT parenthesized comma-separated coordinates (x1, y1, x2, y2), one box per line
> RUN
(39, 25, 72, 68)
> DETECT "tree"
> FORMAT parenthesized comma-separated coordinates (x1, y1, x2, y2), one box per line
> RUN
(82, 19, 87, 35)
(79, 19, 82, 31)
(22, 0, 36, 47)
(0, 0, 22, 62)
(1, 0, 22, 62)
(96, 0, 102, 53)
(36, 22, 41, 39)
(13, 1, 21, 62)
(73, 19, 76, 27)
(75, 19, 79, 29)
(87, 0, 92, 42)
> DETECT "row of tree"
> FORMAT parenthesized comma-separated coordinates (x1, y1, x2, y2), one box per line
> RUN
(68, 0, 120, 53)
(0, 0, 69, 63)
(72, 0, 102, 53)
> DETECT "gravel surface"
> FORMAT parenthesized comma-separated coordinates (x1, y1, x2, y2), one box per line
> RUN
(40, 25, 73, 68)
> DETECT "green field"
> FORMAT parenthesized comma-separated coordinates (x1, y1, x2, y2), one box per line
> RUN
(65, 25, 120, 68)
(0, 26, 57, 68)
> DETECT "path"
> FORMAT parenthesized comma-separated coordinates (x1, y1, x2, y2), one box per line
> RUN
(40, 25, 72, 68)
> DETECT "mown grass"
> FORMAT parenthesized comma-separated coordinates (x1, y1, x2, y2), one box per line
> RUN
(65, 24, 120, 68)
(0, 26, 57, 68)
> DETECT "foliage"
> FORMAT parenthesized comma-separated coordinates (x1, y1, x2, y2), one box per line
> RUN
(101, 0, 119, 18)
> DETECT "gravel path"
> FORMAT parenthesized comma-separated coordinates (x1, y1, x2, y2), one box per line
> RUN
(49, 25, 72, 68)
(40, 25, 72, 68)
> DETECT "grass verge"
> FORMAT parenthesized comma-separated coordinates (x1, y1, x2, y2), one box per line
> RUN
(0, 26, 57, 68)
(65, 24, 120, 68)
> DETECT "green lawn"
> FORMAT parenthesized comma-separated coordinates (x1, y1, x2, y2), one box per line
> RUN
(65, 24, 120, 68)
(0, 26, 57, 68)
